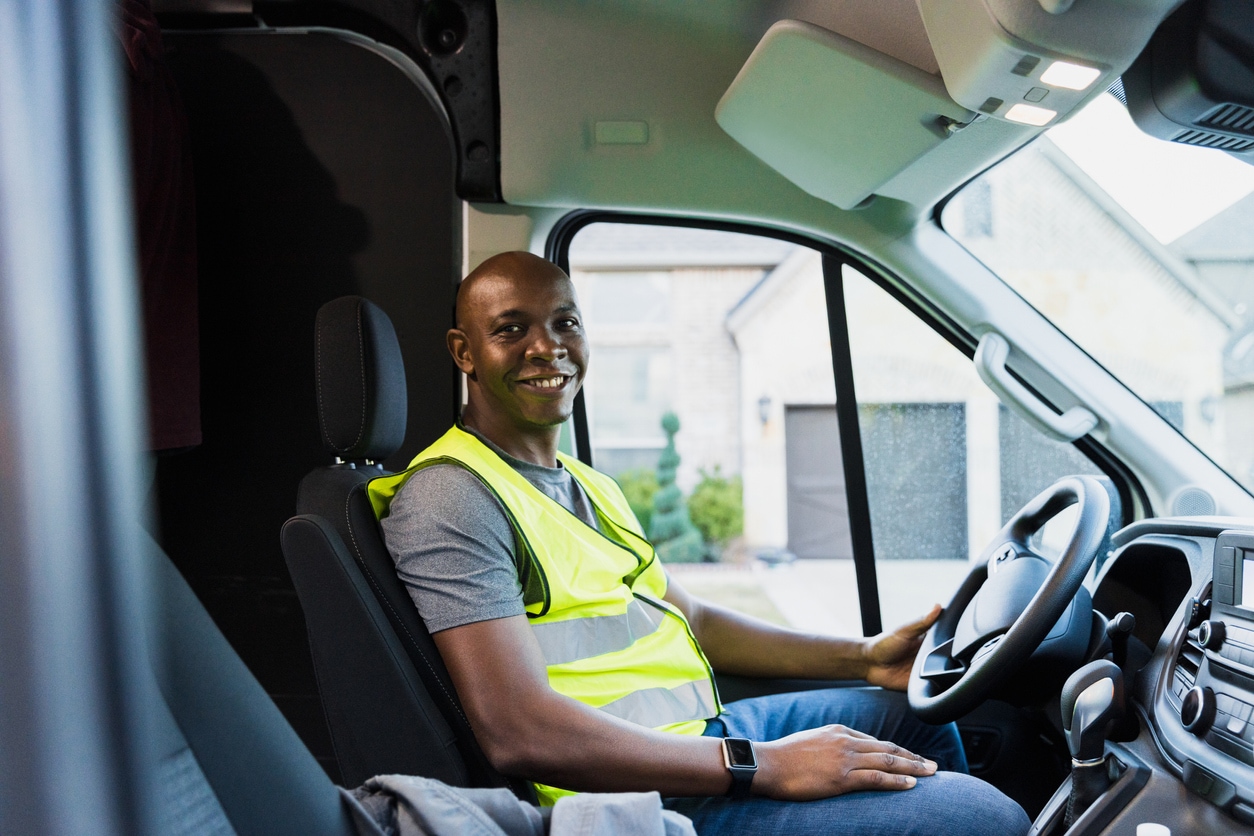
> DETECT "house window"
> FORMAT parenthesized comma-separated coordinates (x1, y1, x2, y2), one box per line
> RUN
(998, 405, 1103, 521)
(859, 402, 969, 563)
(583, 272, 671, 325)
(585, 346, 674, 474)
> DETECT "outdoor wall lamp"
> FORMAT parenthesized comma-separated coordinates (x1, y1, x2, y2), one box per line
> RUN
(758, 395, 772, 426)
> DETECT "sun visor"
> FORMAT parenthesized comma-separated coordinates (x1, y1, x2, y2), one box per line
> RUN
(715, 20, 974, 211)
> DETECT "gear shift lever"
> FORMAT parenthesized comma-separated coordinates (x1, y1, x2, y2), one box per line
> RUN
(1061, 660, 1125, 827)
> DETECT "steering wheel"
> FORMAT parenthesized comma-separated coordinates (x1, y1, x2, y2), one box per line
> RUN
(908, 475, 1110, 724)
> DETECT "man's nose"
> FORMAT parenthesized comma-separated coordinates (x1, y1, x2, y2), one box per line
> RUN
(525, 327, 568, 361)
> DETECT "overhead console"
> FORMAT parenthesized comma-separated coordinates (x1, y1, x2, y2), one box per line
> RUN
(918, 0, 1179, 128)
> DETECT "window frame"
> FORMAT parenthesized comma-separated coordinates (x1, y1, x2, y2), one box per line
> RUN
(548, 210, 1144, 636)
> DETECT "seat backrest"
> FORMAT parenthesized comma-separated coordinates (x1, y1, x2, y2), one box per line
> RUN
(285, 296, 524, 795)
(146, 531, 360, 836)
(282, 510, 469, 788)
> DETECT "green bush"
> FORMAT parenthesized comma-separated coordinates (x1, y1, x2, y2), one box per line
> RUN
(615, 468, 659, 533)
(689, 467, 743, 548)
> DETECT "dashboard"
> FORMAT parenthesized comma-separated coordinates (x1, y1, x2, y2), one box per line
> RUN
(1086, 518, 1254, 834)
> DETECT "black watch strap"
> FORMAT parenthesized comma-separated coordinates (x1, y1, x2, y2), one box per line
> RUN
(722, 737, 757, 799)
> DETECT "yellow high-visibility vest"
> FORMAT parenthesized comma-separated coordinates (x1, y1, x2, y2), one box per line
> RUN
(369, 425, 720, 804)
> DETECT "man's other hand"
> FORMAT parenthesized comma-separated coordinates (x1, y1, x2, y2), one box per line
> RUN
(754, 724, 938, 800)
(861, 604, 942, 691)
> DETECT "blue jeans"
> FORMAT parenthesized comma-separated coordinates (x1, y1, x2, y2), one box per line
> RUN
(663, 688, 1030, 836)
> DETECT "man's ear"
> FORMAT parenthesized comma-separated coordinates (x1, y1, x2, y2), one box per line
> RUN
(447, 328, 475, 377)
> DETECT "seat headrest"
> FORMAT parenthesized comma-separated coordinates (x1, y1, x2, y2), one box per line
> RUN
(314, 296, 407, 461)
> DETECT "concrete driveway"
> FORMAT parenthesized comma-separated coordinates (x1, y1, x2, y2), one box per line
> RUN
(667, 558, 973, 636)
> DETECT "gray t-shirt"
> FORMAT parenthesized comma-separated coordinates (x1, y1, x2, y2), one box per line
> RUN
(381, 427, 600, 634)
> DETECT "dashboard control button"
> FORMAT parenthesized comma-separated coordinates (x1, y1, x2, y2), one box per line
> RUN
(1200, 620, 1226, 650)
(1181, 686, 1216, 735)
(1233, 624, 1254, 644)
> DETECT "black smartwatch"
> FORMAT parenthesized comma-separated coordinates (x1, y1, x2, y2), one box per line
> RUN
(722, 737, 757, 799)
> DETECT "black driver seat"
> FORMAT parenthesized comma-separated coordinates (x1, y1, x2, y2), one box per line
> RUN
(281, 295, 527, 797)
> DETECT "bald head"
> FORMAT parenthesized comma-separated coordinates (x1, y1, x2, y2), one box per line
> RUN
(447, 251, 587, 464)
(456, 251, 572, 330)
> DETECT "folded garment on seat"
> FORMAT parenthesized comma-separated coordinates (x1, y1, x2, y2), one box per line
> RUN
(342, 775, 695, 836)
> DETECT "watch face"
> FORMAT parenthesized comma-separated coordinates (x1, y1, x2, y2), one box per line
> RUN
(725, 738, 756, 768)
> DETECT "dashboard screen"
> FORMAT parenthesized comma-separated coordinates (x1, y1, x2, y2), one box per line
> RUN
(1244, 556, 1254, 609)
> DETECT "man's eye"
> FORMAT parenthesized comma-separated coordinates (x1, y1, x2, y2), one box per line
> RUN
(497, 323, 523, 334)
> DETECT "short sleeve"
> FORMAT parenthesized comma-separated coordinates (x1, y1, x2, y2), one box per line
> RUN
(380, 464, 527, 633)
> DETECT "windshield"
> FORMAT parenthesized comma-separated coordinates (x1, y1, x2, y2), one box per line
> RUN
(943, 94, 1254, 493)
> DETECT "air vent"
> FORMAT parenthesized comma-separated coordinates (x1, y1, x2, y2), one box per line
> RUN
(1106, 77, 1127, 107)
(1170, 128, 1254, 153)
(1172, 486, 1217, 517)
(1169, 623, 1206, 711)
(1199, 103, 1254, 138)
(1169, 582, 1212, 709)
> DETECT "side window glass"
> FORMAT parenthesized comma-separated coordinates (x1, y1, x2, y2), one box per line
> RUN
(568, 224, 861, 635)
(566, 226, 1111, 638)
(841, 264, 1103, 628)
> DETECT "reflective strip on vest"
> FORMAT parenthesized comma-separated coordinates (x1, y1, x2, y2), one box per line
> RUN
(596, 679, 719, 728)
(530, 598, 667, 667)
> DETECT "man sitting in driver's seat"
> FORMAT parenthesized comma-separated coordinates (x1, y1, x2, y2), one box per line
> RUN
(374, 251, 1030, 835)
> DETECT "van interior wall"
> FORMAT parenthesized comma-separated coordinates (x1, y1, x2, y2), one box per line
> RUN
(155, 30, 460, 779)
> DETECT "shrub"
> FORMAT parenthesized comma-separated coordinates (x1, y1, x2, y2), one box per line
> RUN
(689, 466, 744, 548)
(615, 468, 659, 533)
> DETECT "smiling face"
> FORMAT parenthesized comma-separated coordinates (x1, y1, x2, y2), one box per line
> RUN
(448, 252, 588, 465)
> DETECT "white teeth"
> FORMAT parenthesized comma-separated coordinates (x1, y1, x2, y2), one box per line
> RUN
(530, 376, 565, 389)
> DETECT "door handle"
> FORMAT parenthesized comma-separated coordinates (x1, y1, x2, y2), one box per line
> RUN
(974, 332, 1098, 442)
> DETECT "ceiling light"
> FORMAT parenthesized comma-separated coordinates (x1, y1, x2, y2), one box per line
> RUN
(1005, 103, 1057, 126)
(1040, 61, 1101, 91)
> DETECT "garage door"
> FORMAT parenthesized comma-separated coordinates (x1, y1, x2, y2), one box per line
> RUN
(785, 405, 855, 559)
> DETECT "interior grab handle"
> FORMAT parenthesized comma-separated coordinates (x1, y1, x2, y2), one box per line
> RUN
(974, 332, 1098, 443)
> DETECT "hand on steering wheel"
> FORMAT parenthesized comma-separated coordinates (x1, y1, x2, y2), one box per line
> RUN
(863, 605, 943, 691)
(908, 476, 1111, 724)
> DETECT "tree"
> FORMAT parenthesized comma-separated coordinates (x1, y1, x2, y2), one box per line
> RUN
(648, 412, 705, 563)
